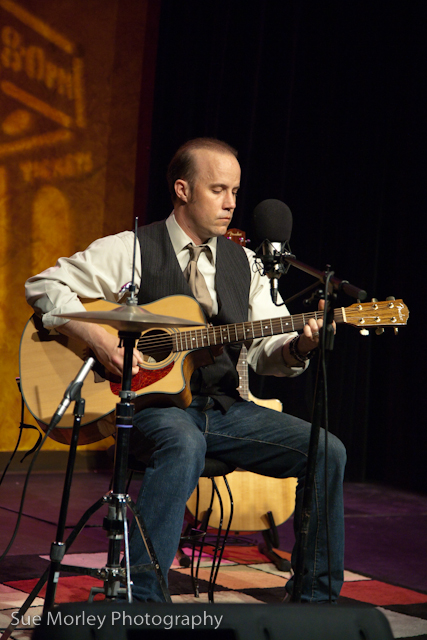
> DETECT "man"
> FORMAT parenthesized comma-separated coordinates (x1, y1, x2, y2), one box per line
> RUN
(25, 138, 346, 603)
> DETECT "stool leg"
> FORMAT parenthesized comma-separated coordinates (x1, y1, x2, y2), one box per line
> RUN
(208, 475, 234, 603)
(207, 477, 224, 603)
(191, 480, 215, 597)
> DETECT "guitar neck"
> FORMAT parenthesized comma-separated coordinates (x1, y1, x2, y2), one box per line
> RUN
(136, 298, 408, 356)
(171, 308, 342, 352)
(236, 344, 250, 401)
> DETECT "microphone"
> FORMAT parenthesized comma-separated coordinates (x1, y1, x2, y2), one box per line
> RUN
(252, 199, 294, 304)
(252, 199, 367, 302)
(48, 356, 96, 432)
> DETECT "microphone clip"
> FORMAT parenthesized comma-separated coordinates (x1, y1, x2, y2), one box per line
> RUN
(254, 239, 294, 278)
(254, 239, 295, 306)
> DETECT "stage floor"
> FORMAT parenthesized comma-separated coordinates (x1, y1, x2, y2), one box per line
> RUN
(0, 472, 426, 639)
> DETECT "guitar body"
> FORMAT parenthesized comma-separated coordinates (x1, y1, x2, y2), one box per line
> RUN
(186, 398, 298, 531)
(19, 296, 210, 445)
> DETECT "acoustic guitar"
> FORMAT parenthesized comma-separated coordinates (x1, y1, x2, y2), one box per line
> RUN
(20, 292, 408, 447)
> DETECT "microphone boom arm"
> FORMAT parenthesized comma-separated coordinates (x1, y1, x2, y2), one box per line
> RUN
(283, 254, 367, 301)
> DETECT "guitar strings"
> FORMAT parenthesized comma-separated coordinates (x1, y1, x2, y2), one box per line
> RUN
(134, 309, 346, 355)
(129, 302, 401, 356)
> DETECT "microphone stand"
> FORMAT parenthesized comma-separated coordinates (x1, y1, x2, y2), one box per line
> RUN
(255, 244, 365, 603)
(284, 261, 364, 602)
(290, 269, 335, 604)
(44, 359, 95, 610)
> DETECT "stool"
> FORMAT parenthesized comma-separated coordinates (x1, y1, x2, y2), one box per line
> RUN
(184, 458, 236, 602)
(126, 454, 236, 603)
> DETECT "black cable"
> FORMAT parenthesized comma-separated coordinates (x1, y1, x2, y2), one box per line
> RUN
(321, 272, 333, 604)
(0, 427, 51, 564)
(0, 380, 42, 489)
(0, 425, 23, 489)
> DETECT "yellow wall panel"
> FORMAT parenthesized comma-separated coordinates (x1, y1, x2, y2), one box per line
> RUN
(0, 0, 154, 455)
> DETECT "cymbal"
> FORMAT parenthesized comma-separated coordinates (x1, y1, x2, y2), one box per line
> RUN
(53, 305, 204, 331)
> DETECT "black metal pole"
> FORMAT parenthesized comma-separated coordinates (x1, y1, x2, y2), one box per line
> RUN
(291, 288, 335, 603)
(43, 396, 86, 612)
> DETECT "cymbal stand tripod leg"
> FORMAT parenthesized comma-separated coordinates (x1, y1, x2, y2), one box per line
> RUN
(88, 330, 171, 603)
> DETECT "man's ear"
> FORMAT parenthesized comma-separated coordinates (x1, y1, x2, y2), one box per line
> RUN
(174, 179, 190, 203)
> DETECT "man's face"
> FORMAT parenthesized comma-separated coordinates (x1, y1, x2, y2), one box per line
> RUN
(175, 148, 241, 245)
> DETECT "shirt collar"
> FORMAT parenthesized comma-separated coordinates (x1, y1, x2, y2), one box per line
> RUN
(166, 212, 217, 261)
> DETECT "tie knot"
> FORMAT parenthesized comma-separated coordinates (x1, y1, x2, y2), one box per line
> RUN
(187, 244, 211, 264)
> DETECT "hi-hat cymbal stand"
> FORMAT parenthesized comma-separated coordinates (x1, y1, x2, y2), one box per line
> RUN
(84, 328, 170, 604)
(0, 328, 170, 640)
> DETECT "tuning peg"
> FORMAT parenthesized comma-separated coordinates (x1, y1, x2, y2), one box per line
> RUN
(386, 296, 395, 301)
(371, 297, 378, 302)
(360, 329, 369, 336)
(394, 327, 399, 335)
(375, 328, 384, 335)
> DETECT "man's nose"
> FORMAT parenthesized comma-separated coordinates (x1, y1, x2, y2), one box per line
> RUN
(223, 191, 236, 209)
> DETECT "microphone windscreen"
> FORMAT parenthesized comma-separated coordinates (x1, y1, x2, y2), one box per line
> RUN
(252, 199, 293, 243)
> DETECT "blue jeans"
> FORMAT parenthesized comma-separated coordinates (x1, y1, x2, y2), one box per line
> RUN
(129, 396, 346, 603)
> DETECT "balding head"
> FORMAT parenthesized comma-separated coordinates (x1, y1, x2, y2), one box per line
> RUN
(167, 138, 238, 205)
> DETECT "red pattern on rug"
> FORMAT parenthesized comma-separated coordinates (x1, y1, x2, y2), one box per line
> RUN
(4, 546, 427, 607)
(5, 576, 105, 604)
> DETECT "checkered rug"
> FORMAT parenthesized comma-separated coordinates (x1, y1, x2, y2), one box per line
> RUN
(1, 542, 427, 639)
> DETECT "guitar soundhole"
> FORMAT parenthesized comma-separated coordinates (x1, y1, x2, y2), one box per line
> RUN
(138, 330, 173, 363)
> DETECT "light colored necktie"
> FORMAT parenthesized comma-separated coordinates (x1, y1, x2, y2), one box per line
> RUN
(183, 244, 213, 317)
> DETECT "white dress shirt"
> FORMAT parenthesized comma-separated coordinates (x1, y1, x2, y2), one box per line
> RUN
(25, 214, 307, 377)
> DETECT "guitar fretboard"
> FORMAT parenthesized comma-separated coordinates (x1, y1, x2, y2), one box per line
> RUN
(137, 309, 346, 356)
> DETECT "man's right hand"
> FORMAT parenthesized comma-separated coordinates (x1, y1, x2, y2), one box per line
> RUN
(57, 320, 143, 377)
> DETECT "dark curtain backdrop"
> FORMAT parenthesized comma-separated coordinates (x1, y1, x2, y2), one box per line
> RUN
(139, 0, 426, 492)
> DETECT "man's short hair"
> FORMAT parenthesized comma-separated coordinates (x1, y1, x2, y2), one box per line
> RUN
(167, 138, 238, 204)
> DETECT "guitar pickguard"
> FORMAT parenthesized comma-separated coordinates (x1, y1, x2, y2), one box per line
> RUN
(109, 362, 175, 396)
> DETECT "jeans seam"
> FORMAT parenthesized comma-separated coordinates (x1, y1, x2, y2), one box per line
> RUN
(311, 476, 320, 601)
(206, 431, 309, 457)
(203, 408, 209, 437)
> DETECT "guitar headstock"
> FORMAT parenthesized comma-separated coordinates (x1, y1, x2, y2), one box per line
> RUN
(226, 228, 247, 246)
(344, 298, 409, 334)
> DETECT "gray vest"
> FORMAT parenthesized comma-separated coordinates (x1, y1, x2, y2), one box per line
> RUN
(136, 220, 251, 408)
